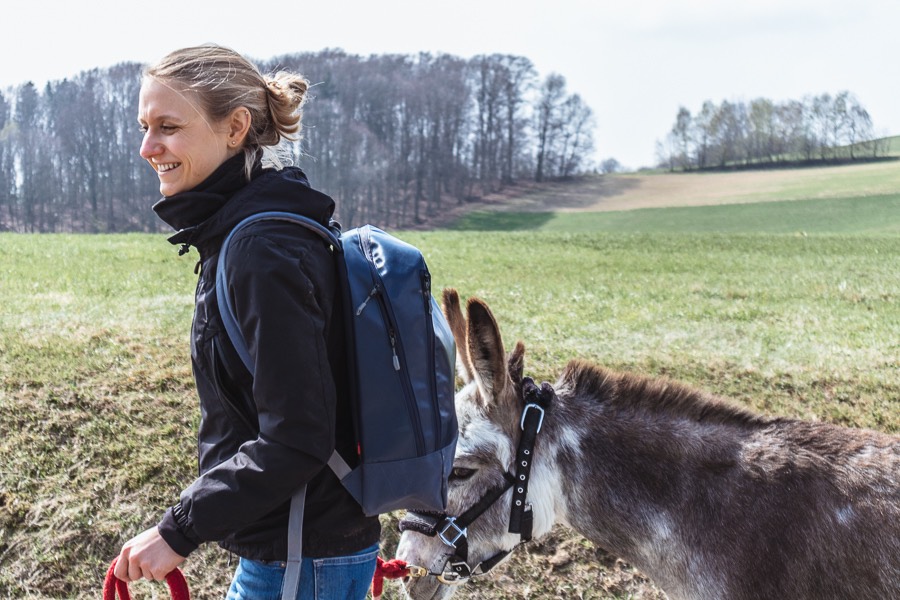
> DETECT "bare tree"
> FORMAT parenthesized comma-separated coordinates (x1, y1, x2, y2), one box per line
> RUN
(692, 101, 716, 169)
(600, 158, 621, 174)
(14, 83, 41, 232)
(671, 107, 693, 170)
(748, 98, 777, 163)
(499, 55, 536, 184)
(0, 91, 14, 230)
(556, 94, 595, 177)
(534, 73, 566, 182)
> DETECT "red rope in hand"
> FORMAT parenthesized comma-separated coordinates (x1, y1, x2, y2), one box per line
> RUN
(372, 557, 410, 599)
(103, 558, 190, 600)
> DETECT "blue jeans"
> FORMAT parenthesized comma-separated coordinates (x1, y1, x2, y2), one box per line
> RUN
(225, 544, 379, 600)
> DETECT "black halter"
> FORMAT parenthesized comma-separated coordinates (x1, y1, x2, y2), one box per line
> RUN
(399, 378, 555, 584)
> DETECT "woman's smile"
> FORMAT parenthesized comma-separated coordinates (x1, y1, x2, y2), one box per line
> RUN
(156, 162, 181, 174)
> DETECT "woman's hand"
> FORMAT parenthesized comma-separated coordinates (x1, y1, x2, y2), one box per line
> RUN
(115, 526, 186, 581)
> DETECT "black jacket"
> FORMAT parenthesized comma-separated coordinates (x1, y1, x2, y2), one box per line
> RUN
(153, 156, 380, 560)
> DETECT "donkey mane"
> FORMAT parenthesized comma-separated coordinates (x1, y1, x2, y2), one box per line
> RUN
(560, 358, 775, 428)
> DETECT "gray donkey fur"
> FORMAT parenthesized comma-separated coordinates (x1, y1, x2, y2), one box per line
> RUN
(397, 290, 900, 600)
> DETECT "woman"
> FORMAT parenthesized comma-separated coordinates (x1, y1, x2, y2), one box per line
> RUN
(114, 44, 381, 599)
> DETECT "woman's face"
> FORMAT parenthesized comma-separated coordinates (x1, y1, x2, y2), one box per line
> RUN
(138, 78, 236, 196)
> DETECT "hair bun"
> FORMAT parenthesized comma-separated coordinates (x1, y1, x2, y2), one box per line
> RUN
(266, 73, 308, 111)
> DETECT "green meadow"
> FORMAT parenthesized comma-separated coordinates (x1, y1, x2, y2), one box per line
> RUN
(1, 164, 899, 598)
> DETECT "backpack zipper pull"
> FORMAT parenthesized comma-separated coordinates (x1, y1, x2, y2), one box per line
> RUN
(356, 285, 379, 315)
(390, 331, 400, 371)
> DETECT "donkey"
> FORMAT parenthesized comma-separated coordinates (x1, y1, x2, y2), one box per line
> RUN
(395, 290, 900, 600)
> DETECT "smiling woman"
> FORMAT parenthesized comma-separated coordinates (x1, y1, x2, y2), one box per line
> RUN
(114, 44, 382, 600)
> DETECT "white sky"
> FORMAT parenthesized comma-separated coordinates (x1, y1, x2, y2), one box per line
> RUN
(3, 0, 898, 170)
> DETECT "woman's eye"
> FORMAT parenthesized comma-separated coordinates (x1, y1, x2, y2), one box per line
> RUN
(137, 124, 176, 134)
(449, 467, 476, 481)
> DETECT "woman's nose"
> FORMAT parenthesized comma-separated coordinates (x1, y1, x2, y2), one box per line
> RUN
(139, 132, 162, 160)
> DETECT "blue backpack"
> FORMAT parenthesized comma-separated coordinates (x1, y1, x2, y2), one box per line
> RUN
(215, 212, 457, 599)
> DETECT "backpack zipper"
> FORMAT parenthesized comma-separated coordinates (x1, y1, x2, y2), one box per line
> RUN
(422, 270, 442, 441)
(357, 227, 426, 455)
(357, 284, 402, 370)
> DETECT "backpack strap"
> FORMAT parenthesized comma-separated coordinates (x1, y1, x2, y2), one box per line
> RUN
(216, 210, 341, 376)
(281, 485, 307, 600)
(215, 211, 343, 600)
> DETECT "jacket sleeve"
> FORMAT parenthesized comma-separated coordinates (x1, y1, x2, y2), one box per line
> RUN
(159, 226, 339, 552)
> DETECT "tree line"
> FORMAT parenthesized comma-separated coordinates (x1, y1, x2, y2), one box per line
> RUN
(0, 50, 595, 233)
(657, 91, 890, 171)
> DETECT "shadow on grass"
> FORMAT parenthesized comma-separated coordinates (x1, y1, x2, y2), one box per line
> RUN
(449, 211, 556, 231)
(679, 155, 899, 173)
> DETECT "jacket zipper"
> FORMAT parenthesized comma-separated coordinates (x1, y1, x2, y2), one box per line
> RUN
(211, 337, 257, 434)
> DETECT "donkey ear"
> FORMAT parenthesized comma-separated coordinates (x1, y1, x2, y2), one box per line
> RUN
(465, 298, 508, 408)
(507, 341, 525, 387)
(442, 288, 473, 383)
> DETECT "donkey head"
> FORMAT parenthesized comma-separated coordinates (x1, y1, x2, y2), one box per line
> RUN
(397, 290, 541, 600)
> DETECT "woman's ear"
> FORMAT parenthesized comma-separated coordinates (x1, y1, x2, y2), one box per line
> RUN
(227, 107, 251, 148)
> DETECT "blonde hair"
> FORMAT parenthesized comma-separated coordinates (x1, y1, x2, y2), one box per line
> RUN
(144, 44, 309, 178)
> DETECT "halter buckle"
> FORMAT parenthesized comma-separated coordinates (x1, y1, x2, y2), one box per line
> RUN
(437, 571, 463, 585)
(438, 561, 471, 584)
(438, 517, 468, 548)
(520, 403, 545, 433)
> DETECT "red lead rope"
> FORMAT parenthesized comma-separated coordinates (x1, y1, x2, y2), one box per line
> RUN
(103, 558, 190, 600)
(372, 557, 410, 599)
(104, 555, 405, 599)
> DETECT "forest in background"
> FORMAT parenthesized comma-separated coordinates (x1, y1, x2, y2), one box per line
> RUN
(0, 50, 595, 233)
(657, 91, 891, 171)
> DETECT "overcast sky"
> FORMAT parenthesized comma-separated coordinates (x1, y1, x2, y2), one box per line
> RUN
(3, 0, 898, 169)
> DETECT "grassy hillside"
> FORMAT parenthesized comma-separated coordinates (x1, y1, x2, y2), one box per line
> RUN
(852, 133, 900, 157)
(888, 134, 900, 155)
(452, 193, 900, 233)
(2, 224, 898, 598)
(465, 155, 900, 218)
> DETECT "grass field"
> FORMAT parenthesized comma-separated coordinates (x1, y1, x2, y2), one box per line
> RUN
(451, 193, 900, 233)
(1, 164, 899, 598)
(457, 155, 900, 230)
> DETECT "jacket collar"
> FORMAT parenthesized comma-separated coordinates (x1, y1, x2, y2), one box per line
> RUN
(153, 155, 336, 261)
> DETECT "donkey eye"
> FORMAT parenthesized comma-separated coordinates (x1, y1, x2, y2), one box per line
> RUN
(450, 467, 477, 481)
